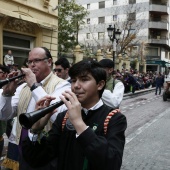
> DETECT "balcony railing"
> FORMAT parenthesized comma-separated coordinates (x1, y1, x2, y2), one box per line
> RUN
(150, 4, 168, 13)
(150, 1, 168, 6)
(148, 36, 168, 45)
(149, 21, 168, 30)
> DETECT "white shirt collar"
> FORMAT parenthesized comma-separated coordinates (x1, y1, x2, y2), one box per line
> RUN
(82, 99, 103, 115)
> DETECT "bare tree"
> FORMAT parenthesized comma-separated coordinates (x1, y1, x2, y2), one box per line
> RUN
(111, 3, 147, 58)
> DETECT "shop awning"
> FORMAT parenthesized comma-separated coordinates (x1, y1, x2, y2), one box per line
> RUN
(146, 60, 168, 67)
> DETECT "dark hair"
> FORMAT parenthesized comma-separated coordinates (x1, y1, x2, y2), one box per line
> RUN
(69, 60, 106, 98)
(0, 64, 10, 73)
(55, 57, 70, 69)
(41, 47, 52, 59)
(99, 59, 114, 68)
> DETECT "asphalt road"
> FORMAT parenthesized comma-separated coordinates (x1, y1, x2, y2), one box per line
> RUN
(120, 90, 170, 170)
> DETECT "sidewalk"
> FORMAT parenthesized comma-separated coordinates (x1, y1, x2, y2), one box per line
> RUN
(123, 87, 156, 97)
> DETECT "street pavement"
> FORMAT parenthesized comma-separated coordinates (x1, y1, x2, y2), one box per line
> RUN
(121, 107, 170, 170)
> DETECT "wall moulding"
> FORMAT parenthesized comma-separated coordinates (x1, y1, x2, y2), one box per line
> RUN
(4, 18, 35, 34)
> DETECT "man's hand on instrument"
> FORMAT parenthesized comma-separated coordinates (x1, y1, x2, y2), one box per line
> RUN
(2, 71, 20, 96)
(21, 68, 37, 87)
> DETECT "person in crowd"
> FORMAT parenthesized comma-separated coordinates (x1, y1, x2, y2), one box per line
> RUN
(0, 47, 71, 170)
(125, 72, 137, 94)
(0, 65, 10, 164)
(99, 59, 125, 108)
(54, 57, 71, 82)
(22, 60, 127, 170)
(155, 73, 163, 95)
(4, 50, 14, 69)
(11, 63, 22, 75)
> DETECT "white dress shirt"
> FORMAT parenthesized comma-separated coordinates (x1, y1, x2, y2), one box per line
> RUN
(101, 82, 124, 108)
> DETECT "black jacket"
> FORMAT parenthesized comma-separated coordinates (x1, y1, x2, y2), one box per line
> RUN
(22, 104, 127, 170)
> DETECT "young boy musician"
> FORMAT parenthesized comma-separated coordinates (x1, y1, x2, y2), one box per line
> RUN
(22, 60, 127, 170)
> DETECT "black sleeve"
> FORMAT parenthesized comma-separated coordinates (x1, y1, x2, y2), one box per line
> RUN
(22, 113, 64, 168)
(77, 113, 127, 170)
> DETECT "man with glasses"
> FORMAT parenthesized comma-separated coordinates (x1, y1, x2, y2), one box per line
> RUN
(0, 47, 71, 170)
(54, 57, 71, 82)
(0, 65, 9, 166)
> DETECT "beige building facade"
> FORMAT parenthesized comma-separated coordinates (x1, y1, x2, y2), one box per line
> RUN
(0, 0, 58, 67)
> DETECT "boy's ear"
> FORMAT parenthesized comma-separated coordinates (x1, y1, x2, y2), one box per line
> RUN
(97, 80, 105, 90)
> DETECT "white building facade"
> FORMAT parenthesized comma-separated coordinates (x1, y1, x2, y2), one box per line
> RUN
(76, 0, 170, 73)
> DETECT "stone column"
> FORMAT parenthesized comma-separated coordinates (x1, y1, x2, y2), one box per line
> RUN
(115, 54, 120, 70)
(118, 54, 123, 71)
(74, 45, 83, 63)
(143, 59, 146, 73)
(125, 55, 130, 71)
(106, 51, 112, 60)
(135, 58, 139, 71)
(96, 49, 103, 61)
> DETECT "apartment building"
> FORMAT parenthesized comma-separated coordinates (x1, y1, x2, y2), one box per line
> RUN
(0, 0, 58, 67)
(76, 0, 170, 72)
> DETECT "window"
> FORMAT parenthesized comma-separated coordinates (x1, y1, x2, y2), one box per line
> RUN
(87, 4, 90, 9)
(3, 31, 34, 67)
(98, 17, 105, 24)
(99, 1, 105, 9)
(87, 18, 90, 24)
(129, 0, 136, 4)
(86, 33, 90, 39)
(113, 15, 117, 21)
(145, 47, 158, 56)
(128, 12, 136, 20)
(98, 32, 104, 39)
(113, 0, 117, 5)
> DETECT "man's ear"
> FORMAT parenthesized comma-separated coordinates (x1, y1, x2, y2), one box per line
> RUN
(48, 58, 53, 67)
(65, 68, 69, 74)
(97, 80, 105, 90)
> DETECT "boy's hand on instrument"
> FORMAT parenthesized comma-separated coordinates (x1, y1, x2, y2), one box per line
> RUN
(31, 95, 56, 131)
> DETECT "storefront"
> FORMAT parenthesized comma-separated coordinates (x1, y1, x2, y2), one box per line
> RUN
(146, 60, 167, 72)
(0, 0, 58, 67)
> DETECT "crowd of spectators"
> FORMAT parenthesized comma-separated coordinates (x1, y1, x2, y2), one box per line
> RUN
(113, 69, 165, 94)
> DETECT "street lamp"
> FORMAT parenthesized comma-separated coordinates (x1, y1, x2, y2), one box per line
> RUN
(107, 24, 121, 67)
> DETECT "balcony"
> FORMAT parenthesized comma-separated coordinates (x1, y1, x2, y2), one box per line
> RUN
(149, 20, 168, 30)
(148, 36, 168, 45)
(149, 3, 168, 13)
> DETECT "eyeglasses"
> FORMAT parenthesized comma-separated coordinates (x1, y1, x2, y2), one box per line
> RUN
(53, 68, 62, 73)
(26, 58, 48, 65)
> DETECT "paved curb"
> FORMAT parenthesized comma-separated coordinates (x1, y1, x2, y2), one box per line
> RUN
(123, 88, 156, 99)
